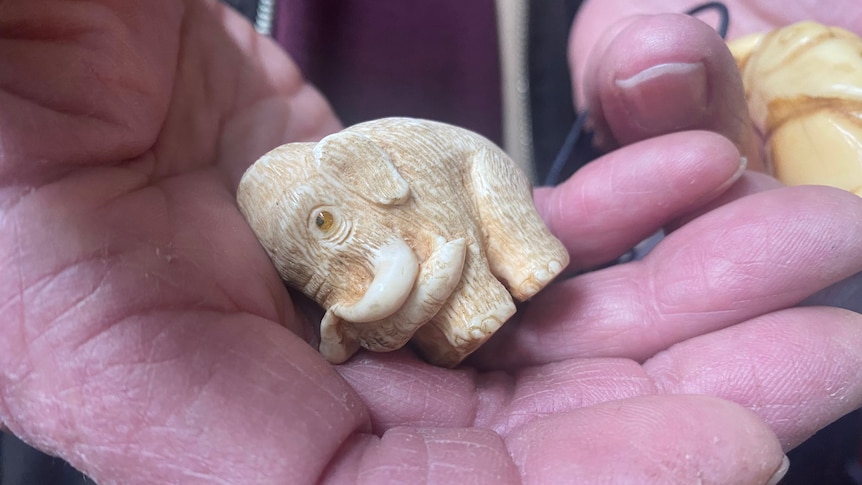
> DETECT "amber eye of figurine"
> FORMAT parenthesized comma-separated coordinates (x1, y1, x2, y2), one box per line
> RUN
(315, 210, 335, 231)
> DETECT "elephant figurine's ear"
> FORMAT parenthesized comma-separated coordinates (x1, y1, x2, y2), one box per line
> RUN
(313, 131, 410, 205)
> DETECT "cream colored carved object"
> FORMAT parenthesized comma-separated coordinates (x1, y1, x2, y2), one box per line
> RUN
(237, 117, 569, 367)
(728, 21, 862, 196)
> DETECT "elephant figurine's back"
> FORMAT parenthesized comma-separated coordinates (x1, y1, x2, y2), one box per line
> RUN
(237, 117, 569, 366)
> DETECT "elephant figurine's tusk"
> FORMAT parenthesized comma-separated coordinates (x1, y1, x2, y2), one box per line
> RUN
(321, 237, 468, 361)
(328, 238, 419, 323)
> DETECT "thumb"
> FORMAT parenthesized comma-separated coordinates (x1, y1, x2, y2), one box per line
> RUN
(571, 13, 763, 171)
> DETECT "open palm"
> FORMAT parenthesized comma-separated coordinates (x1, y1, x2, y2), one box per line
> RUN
(2, 1, 862, 484)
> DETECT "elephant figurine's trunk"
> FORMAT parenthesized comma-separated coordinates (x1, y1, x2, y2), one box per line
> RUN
(329, 238, 419, 323)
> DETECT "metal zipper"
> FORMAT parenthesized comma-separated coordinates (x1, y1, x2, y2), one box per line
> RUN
(254, 0, 276, 36)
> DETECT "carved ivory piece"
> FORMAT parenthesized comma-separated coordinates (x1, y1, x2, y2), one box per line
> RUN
(237, 117, 569, 367)
(728, 21, 862, 196)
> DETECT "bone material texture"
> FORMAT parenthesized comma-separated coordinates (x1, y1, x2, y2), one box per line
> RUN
(237, 117, 569, 367)
(728, 21, 862, 196)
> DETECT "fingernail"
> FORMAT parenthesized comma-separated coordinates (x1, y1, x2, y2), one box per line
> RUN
(716, 156, 748, 193)
(766, 455, 790, 485)
(615, 61, 708, 133)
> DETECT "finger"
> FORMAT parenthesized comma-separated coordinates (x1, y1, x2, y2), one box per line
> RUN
(534, 130, 744, 270)
(204, 0, 341, 189)
(506, 395, 787, 485)
(570, 0, 862, 49)
(326, 427, 521, 484)
(666, 170, 784, 231)
(478, 185, 862, 368)
(335, 350, 480, 433)
(338, 350, 657, 436)
(645, 306, 862, 450)
(571, 13, 763, 170)
(0, 0, 180, 176)
(157, 0, 338, 184)
(0, 0, 338, 186)
(327, 396, 787, 484)
(335, 356, 787, 484)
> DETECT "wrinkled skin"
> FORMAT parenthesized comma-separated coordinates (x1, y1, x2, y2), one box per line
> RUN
(1, 1, 861, 484)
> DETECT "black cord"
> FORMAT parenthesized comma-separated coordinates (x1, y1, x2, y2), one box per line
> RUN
(685, 1, 730, 39)
(542, 110, 590, 186)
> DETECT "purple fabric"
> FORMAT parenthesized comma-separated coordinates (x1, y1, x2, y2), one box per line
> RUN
(274, 0, 503, 145)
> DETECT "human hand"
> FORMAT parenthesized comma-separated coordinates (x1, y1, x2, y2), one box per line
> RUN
(0, 0, 349, 481)
(552, 2, 862, 481)
(565, 4, 862, 312)
(2, 2, 862, 485)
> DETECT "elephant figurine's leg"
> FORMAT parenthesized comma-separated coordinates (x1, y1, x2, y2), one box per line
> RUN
(320, 238, 467, 362)
(411, 245, 517, 367)
(470, 146, 570, 301)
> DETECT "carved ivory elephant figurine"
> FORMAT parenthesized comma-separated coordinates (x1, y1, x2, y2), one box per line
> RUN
(237, 117, 569, 367)
(728, 21, 862, 195)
